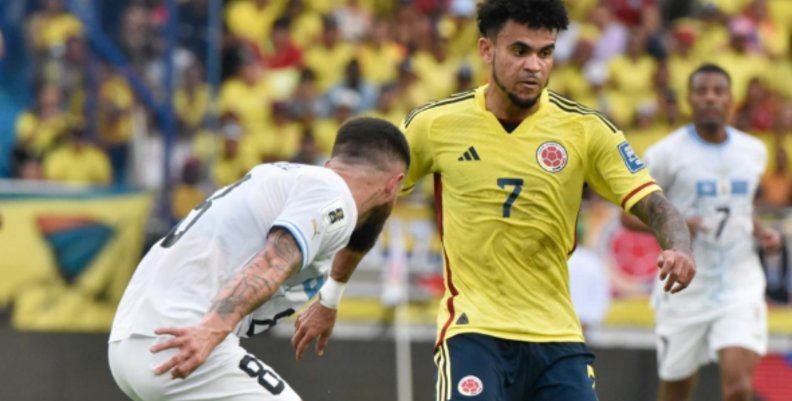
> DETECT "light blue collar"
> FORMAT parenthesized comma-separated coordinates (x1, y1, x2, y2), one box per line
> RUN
(687, 124, 731, 147)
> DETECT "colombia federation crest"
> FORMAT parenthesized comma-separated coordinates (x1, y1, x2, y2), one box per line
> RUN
(536, 141, 568, 173)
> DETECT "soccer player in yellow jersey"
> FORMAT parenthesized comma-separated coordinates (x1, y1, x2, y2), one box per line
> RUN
(400, 1, 696, 400)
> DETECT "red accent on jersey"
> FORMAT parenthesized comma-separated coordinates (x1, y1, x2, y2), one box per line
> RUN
(434, 173, 458, 351)
(621, 181, 657, 209)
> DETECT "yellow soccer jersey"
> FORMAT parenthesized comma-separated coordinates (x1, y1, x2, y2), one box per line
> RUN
(401, 86, 660, 345)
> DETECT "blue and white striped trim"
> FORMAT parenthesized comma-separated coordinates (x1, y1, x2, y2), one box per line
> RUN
(272, 220, 310, 270)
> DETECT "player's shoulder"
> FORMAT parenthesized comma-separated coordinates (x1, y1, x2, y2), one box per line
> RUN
(644, 126, 689, 156)
(402, 88, 477, 130)
(545, 91, 620, 135)
(727, 126, 766, 153)
(254, 163, 342, 187)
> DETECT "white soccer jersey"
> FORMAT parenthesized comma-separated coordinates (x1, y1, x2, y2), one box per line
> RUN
(645, 125, 767, 317)
(110, 163, 358, 341)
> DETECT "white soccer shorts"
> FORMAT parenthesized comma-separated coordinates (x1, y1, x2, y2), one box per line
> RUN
(654, 299, 768, 381)
(108, 334, 301, 401)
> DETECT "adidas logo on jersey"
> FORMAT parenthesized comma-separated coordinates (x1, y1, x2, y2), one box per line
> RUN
(457, 146, 481, 161)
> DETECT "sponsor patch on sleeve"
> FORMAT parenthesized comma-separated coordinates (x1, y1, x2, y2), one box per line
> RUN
(321, 200, 347, 233)
(617, 141, 645, 173)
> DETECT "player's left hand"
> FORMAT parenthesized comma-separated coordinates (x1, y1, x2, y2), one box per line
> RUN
(756, 227, 783, 254)
(291, 301, 337, 361)
(150, 325, 221, 379)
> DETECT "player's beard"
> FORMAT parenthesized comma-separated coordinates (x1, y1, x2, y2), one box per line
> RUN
(698, 120, 722, 134)
(695, 111, 726, 135)
(492, 53, 541, 110)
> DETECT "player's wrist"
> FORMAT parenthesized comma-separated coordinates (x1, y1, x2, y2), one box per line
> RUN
(318, 277, 347, 310)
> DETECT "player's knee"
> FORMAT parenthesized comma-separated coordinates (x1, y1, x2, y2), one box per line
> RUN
(722, 375, 753, 401)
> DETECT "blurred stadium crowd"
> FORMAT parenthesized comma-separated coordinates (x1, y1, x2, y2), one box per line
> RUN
(4, 0, 792, 219)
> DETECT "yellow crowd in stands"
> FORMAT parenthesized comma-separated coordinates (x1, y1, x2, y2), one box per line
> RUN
(12, 0, 792, 211)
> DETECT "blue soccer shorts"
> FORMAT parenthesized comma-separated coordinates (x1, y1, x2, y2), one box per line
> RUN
(434, 333, 598, 401)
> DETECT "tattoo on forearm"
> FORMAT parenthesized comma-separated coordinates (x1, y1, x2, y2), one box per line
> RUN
(209, 228, 302, 321)
(212, 269, 275, 316)
(630, 192, 691, 252)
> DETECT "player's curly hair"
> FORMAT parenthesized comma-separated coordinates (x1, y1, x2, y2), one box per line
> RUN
(477, 0, 570, 39)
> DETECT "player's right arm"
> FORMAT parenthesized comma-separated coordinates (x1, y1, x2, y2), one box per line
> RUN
(150, 227, 302, 379)
(629, 192, 696, 294)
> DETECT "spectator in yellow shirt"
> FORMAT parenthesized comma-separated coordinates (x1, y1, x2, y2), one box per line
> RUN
(27, 0, 83, 54)
(550, 36, 597, 104)
(213, 114, 256, 187)
(357, 19, 405, 86)
(43, 128, 112, 187)
(667, 23, 700, 117)
(15, 84, 73, 156)
(288, 68, 330, 122)
(218, 55, 273, 136)
(175, 62, 210, 137)
(714, 17, 771, 105)
(97, 65, 135, 184)
(225, 0, 287, 53)
(412, 33, 459, 100)
(393, 59, 431, 113)
(366, 83, 406, 127)
(281, 0, 323, 48)
(242, 102, 302, 163)
(312, 89, 357, 156)
(607, 27, 657, 99)
(303, 15, 356, 92)
(744, 0, 789, 58)
(171, 158, 206, 219)
(691, 4, 730, 58)
(708, 0, 752, 16)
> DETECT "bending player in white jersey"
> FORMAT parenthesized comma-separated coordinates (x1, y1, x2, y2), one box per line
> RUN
(108, 117, 409, 401)
(622, 64, 781, 401)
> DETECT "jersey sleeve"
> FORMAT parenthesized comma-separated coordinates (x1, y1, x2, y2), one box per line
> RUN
(400, 111, 437, 195)
(271, 176, 355, 271)
(584, 125, 662, 212)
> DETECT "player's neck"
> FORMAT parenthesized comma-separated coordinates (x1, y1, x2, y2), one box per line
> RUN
(693, 123, 728, 144)
(327, 164, 386, 215)
(485, 85, 540, 121)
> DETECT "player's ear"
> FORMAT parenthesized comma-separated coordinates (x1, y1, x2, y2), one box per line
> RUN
(479, 37, 493, 64)
(384, 172, 405, 197)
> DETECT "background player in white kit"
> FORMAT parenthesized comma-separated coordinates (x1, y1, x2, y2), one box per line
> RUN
(108, 117, 410, 401)
(622, 64, 782, 401)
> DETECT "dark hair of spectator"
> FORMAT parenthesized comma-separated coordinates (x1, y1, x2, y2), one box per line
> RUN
(273, 16, 291, 31)
(688, 63, 732, 89)
(477, 0, 570, 39)
(331, 117, 410, 170)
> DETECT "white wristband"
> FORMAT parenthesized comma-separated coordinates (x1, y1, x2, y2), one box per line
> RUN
(318, 277, 347, 309)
